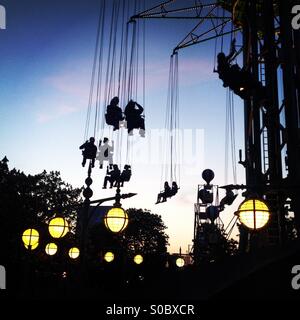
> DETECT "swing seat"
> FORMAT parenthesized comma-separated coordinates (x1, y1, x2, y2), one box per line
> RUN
(122, 172, 131, 182)
(105, 113, 115, 126)
(119, 120, 127, 128)
(167, 186, 179, 198)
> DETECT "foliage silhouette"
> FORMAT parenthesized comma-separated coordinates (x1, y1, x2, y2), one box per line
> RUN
(89, 208, 169, 263)
(0, 158, 82, 266)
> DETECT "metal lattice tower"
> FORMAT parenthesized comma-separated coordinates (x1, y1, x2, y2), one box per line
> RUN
(131, 0, 300, 252)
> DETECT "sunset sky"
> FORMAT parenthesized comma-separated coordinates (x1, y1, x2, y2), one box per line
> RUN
(0, 0, 246, 253)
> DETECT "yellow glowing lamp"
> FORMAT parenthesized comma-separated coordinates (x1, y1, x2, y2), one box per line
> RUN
(104, 207, 128, 233)
(104, 251, 115, 263)
(133, 254, 143, 265)
(22, 229, 39, 250)
(68, 247, 80, 259)
(48, 217, 69, 238)
(235, 198, 270, 230)
(45, 243, 58, 256)
(176, 257, 185, 268)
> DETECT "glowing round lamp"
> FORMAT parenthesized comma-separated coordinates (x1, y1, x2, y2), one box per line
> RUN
(134, 254, 143, 265)
(104, 251, 115, 263)
(235, 198, 270, 230)
(45, 243, 58, 256)
(22, 229, 39, 250)
(68, 247, 80, 259)
(176, 257, 185, 268)
(104, 207, 128, 233)
(48, 217, 69, 238)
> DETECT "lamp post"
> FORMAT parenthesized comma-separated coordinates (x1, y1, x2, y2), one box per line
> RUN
(21, 228, 40, 296)
(20, 161, 136, 291)
(22, 228, 39, 251)
(48, 217, 69, 239)
(104, 251, 115, 263)
(45, 243, 58, 256)
(133, 254, 143, 265)
(235, 198, 270, 230)
(176, 257, 185, 268)
(79, 162, 136, 285)
(104, 185, 129, 233)
(69, 247, 80, 259)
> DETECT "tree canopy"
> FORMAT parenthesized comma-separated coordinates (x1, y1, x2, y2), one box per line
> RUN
(89, 208, 169, 265)
(0, 158, 82, 264)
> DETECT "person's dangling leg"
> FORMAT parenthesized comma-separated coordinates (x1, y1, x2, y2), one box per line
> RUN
(128, 126, 134, 136)
(140, 117, 145, 131)
(139, 118, 145, 137)
(156, 193, 162, 204)
(108, 155, 113, 169)
(103, 176, 109, 189)
(82, 157, 87, 167)
(113, 119, 119, 131)
(162, 193, 167, 202)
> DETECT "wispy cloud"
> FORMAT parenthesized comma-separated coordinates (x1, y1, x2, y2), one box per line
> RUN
(35, 56, 214, 123)
(35, 66, 90, 123)
(146, 57, 215, 93)
(36, 103, 79, 123)
(45, 72, 90, 98)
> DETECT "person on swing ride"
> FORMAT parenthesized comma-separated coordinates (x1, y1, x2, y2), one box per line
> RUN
(79, 137, 98, 168)
(155, 181, 171, 204)
(105, 96, 124, 131)
(103, 164, 121, 189)
(97, 137, 114, 169)
(115, 164, 132, 187)
(170, 181, 179, 196)
(124, 100, 145, 137)
(156, 181, 179, 204)
(217, 39, 266, 100)
(216, 39, 237, 88)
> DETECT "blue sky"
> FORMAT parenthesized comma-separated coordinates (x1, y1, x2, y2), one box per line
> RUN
(0, 0, 246, 253)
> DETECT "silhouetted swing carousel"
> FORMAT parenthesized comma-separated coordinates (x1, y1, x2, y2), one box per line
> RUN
(79, 0, 147, 191)
(79, 0, 181, 205)
(156, 53, 180, 204)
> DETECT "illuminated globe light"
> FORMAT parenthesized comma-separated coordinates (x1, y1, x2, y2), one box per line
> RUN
(104, 207, 128, 233)
(48, 217, 69, 239)
(45, 243, 58, 256)
(176, 257, 185, 268)
(133, 254, 143, 265)
(68, 247, 80, 259)
(22, 229, 39, 250)
(104, 251, 115, 263)
(235, 198, 270, 230)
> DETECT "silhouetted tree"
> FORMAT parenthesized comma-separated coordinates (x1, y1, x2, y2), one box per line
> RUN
(121, 208, 169, 256)
(193, 223, 238, 264)
(0, 158, 82, 266)
(88, 208, 169, 294)
(89, 208, 169, 262)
